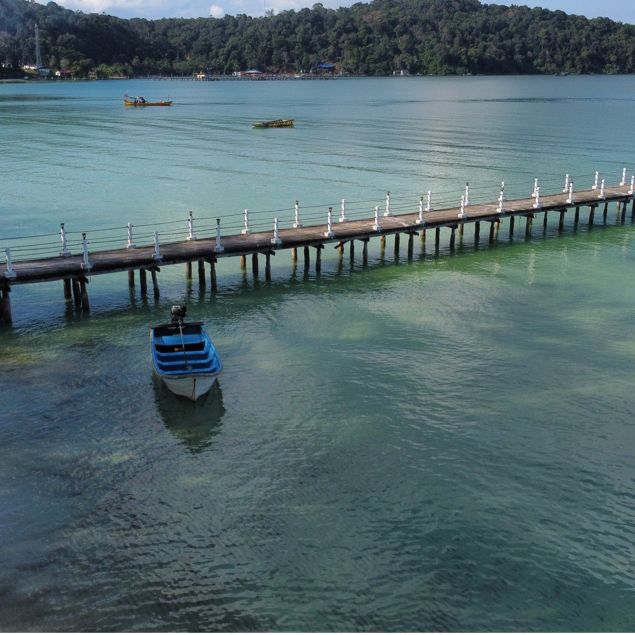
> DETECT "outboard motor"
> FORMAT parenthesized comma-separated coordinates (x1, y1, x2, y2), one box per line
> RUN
(170, 304, 187, 323)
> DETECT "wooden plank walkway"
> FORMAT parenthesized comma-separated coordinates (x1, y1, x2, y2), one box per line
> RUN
(1, 182, 634, 324)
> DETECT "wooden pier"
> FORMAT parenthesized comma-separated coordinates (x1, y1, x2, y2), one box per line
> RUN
(1, 177, 634, 325)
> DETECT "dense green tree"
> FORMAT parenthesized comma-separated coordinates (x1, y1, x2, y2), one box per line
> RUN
(0, 0, 633, 78)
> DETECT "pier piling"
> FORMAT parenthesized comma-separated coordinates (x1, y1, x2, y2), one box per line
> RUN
(150, 269, 160, 298)
(210, 259, 218, 292)
(139, 269, 148, 296)
(252, 253, 259, 276)
(72, 278, 81, 306)
(1, 283, 12, 325)
(362, 238, 369, 265)
(79, 277, 90, 311)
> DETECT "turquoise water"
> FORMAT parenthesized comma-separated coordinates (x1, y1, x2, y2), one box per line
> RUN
(1, 76, 635, 631)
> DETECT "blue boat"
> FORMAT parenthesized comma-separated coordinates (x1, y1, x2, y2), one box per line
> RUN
(151, 305, 222, 400)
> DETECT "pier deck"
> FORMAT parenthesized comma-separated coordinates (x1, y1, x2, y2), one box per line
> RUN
(2, 184, 633, 286)
(1, 181, 634, 324)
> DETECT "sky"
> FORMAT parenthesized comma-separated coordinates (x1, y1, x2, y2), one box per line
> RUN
(35, 0, 635, 23)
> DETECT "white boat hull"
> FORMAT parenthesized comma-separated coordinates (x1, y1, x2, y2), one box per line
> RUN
(161, 373, 217, 401)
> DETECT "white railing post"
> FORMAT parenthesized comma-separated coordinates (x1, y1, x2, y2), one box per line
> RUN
(242, 209, 250, 235)
(187, 210, 196, 240)
(373, 205, 382, 231)
(339, 198, 347, 223)
(533, 186, 541, 208)
(271, 217, 282, 245)
(384, 191, 391, 217)
(293, 200, 302, 228)
(425, 190, 432, 212)
(598, 178, 606, 199)
(532, 178, 539, 197)
(497, 181, 505, 213)
(630, 175, 634, 196)
(60, 222, 70, 257)
(567, 181, 574, 204)
(215, 218, 224, 253)
(82, 232, 92, 270)
(592, 171, 599, 190)
(464, 182, 470, 206)
(324, 207, 334, 238)
(621, 167, 627, 186)
(417, 195, 425, 225)
(458, 195, 466, 219)
(126, 222, 136, 248)
(563, 173, 570, 193)
(153, 231, 161, 261)
(4, 248, 16, 279)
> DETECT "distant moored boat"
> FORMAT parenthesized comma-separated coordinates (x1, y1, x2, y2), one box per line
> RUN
(124, 93, 172, 106)
(252, 118, 294, 128)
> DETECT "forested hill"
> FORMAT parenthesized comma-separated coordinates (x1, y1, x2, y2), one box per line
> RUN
(1, 0, 634, 77)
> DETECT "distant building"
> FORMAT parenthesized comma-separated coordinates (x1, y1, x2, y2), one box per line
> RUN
(55, 69, 72, 78)
(316, 63, 335, 75)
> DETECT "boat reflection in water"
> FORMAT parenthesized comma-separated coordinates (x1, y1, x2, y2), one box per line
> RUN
(153, 377, 225, 453)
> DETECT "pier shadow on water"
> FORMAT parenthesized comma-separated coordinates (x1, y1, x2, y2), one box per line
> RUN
(152, 377, 225, 452)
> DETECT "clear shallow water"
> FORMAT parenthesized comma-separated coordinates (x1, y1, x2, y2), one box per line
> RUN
(1, 76, 635, 631)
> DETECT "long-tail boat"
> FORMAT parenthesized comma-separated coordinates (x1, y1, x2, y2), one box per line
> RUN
(124, 94, 172, 107)
(252, 119, 294, 128)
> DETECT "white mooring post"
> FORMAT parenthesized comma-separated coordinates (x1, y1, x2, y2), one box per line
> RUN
(187, 210, 196, 240)
(417, 196, 425, 225)
(567, 181, 574, 204)
(242, 209, 250, 234)
(464, 182, 470, 206)
(373, 206, 382, 231)
(598, 179, 606, 199)
(271, 217, 282, 245)
(532, 178, 539, 197)
(497, 181, 505, 213)
(339, 199, 347, 223)
(533, 186, 541, 208)
(153, 231, 161, 261)
(293, 200, 302, 228)
(215, 218, 224, 253)
(629, 175, 634, 195)
(4, 248, 16, 279)
(458, 195, 466, 219)
(563, 173, 570, 193)
(425, 190, 432, 212)
(82, 232, 92, 270)
(384, 191, 392, 217)
(59, 222, 71, 257)
(126, 223, 136, 249)
(324, 207, 334, 238)
(621, 167, 627, 186)
(592, 171, 599, 190)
